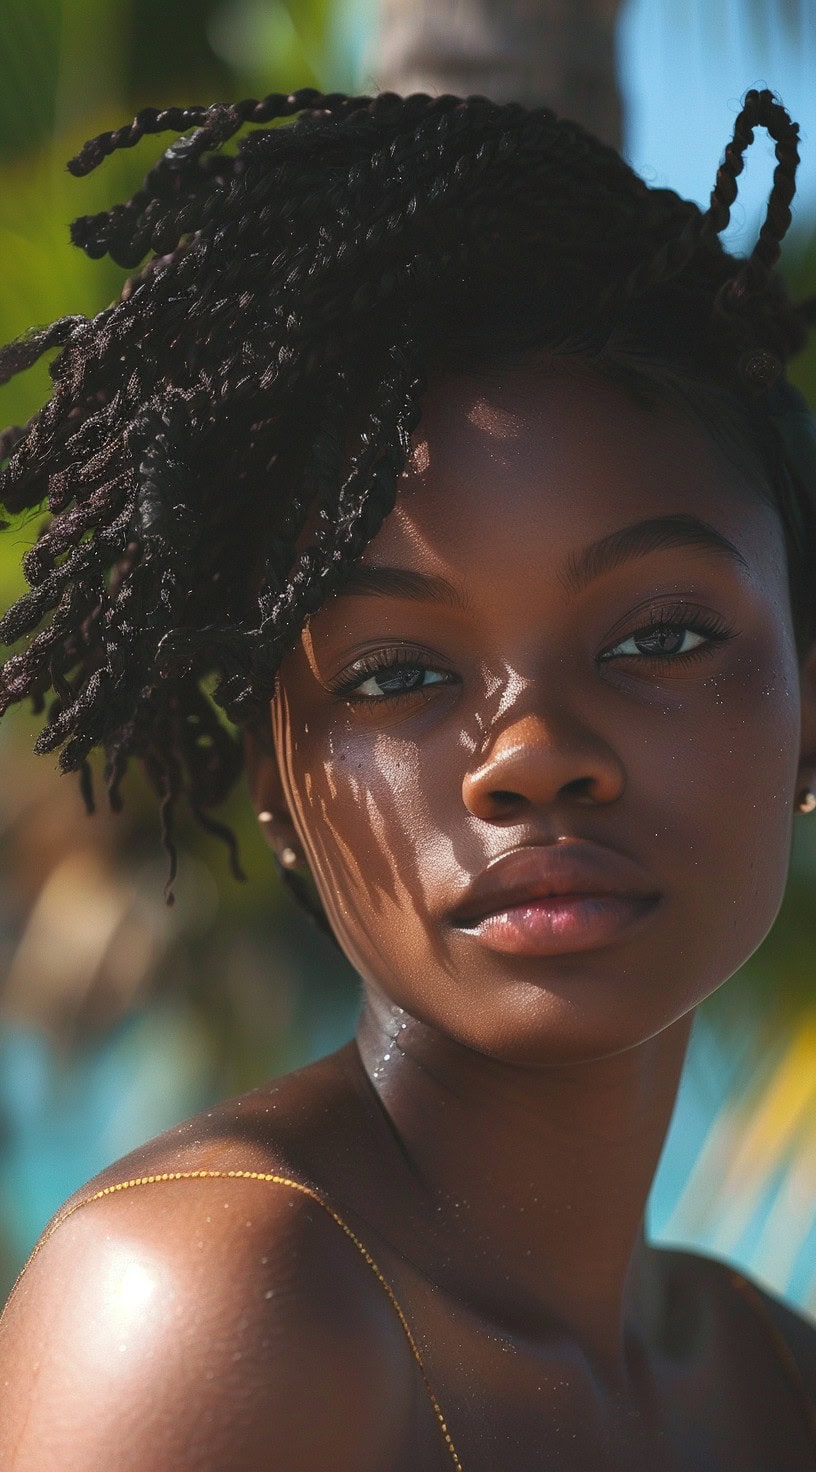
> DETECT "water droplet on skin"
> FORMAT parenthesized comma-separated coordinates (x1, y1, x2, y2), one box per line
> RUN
(264, 1289, 274, 1299)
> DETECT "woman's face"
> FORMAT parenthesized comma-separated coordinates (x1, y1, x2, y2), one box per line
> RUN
(269, 369, 808, 1065)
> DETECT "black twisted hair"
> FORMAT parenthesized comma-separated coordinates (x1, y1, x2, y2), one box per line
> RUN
(1, 85, 815, 901)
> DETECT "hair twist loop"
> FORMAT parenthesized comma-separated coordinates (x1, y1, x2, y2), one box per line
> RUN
(0, 85, 812, 888)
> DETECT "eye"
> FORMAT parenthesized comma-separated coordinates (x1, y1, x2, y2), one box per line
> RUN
(604, 625, 709, 659)
(599, 604, 735, 665)
(327, 647, 457, 702)
(354, 664, 450, 699)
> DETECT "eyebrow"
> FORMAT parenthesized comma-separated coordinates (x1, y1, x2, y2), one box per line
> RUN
(335, 565, 471, 610)
(559, 513, 749, 595)
(334, 514, 748, 608)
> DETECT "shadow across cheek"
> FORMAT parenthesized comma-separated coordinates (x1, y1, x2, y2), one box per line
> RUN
(292, 739, 458, 980)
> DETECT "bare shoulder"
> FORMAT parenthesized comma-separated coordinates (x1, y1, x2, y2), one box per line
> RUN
(663, 1244, 816, 1391)
(733, 1268, 816, 1386)
(0, 1050, 416, 1472)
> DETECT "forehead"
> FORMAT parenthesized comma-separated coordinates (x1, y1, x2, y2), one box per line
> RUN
(361, 369, 783, 583)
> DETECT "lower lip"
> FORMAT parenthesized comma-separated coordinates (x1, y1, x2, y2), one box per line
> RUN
(456, 895, 660, 957)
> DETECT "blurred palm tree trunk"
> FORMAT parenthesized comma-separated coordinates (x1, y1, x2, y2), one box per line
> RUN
(366, 0, 624, 147)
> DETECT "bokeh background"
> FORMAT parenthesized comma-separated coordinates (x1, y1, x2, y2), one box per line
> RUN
(1, 0, 815, 1308)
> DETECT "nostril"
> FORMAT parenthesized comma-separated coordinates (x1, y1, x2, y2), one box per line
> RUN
(563, 776, 594, 798)
(492, 789, 521, 806)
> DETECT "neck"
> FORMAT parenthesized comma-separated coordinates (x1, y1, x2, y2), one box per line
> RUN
(355, 992, 694, 1392)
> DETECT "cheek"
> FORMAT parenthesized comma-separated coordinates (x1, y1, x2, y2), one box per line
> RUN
(655, 635, 801, 967)
(283, 721, 455, 984)
(273, 612, 803, 1044)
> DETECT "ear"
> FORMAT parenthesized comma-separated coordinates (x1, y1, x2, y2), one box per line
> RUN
(797, 641, 816, 809)
(243, 726, 305, 868)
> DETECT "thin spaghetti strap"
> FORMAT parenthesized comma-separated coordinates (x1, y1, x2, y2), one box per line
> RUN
(12, 1181, 815, 1470)
(729, 1268, 816, 1460)
(2, 1169, 464, 1472)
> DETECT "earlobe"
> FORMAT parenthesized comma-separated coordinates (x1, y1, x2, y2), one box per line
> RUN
(243, 727, 305, 864)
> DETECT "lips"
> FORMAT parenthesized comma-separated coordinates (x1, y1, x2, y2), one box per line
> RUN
(447, 841, 661, 955)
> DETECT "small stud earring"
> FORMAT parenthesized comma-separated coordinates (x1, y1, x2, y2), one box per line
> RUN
(798, 789, 816, 814)
(258, 812, 303, 866)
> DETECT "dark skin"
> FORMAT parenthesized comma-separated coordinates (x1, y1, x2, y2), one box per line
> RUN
(2, 368, 816, 1471)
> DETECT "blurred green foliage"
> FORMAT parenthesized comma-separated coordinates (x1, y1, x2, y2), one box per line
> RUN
(1, 0, 816, 1035)
(0, 0, 363, 1293)
(1, 0, 816, 1307)
(0, 0, 361, 884)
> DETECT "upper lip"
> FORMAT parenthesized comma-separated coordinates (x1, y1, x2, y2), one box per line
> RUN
(449, 841, 660, 926)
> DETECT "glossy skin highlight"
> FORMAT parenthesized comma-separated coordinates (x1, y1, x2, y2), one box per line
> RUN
(3, 368, 816, 1471)
(273, 370, 803, 1065)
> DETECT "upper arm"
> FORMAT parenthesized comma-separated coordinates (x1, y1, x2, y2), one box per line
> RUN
(0, 1177, 415, 1472)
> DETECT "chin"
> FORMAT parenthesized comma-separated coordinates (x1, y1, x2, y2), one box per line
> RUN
(417, 977, 698, 1069)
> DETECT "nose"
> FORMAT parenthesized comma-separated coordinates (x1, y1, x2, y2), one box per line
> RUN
(461, 710, 625, 823)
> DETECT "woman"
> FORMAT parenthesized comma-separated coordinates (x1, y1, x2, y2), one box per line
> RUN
(0, 84, 814, 1469)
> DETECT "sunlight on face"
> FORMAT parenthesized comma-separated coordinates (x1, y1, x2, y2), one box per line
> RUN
(272, 369, 802, 1065)
(466, 395, 523, 440)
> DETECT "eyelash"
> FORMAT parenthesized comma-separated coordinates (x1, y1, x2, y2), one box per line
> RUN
(328, 604, 736, 703)
(598, 602, 735, 665)
(327, 646, 452, 703)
